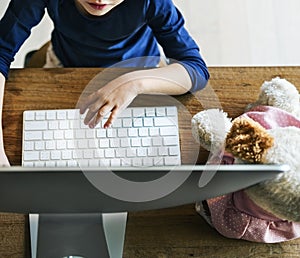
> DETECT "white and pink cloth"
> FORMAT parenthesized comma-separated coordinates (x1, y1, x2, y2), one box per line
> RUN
(204, 105, 300, 243)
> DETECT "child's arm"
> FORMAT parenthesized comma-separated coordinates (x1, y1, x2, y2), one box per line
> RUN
(146, 0, 210, 93)
(0, 73, 10, 166)
(78, 63, 192, 128)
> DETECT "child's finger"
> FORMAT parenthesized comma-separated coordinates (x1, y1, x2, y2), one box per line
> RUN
(78, 92, 99, 114)
(103, 107, 118, 128)
(87, 103, 113, 128)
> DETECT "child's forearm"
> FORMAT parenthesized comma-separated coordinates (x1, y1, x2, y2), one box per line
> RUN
(124, 63, 193, 95)
(0, 73, 5, 149)
(0, 73, 5, 121)
(0, 72, 10, 166)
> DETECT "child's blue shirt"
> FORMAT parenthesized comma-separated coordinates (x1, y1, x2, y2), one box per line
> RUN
(0, 0, 209, 91)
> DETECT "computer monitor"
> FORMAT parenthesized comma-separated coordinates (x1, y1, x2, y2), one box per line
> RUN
(0, 164, 288, 213)
(0, 164, 288, 258)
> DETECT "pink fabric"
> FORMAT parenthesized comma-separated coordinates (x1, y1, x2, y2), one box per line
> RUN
(207, 192, 300, 243)
(242, 105, 300, 129)
(205, 105, 300, 243)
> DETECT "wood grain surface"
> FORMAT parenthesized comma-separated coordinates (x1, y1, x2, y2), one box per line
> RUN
(1, 67, 300, 257)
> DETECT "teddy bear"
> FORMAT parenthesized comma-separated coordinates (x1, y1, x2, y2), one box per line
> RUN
(191, 77, 300, 243)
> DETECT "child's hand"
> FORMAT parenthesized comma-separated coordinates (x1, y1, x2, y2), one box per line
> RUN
(78, 64, 192, 128)
(0, 149, 10, 167)
(78, 74, 140, 128)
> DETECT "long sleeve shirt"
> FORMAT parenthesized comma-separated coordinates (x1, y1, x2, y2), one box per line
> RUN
(0, 0, 209, 92)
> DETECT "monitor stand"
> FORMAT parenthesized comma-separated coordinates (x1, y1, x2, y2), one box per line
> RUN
(29, 213, 128, 258)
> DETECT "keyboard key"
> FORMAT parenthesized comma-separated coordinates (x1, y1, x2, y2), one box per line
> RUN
(143, 157, 153, 166)
(105, 149, 115, 158)
(137, 148, 147, 157)
(117, 128, 127, 137)
(115, 148, 126, 158)
(24, 131, 43, 141)
(107, 128, 117, 138)
(59, 121, 69, 129)
(51, 151, 61, 160)
(158, 147, 169, 156)
(67, 109, 79, 120)
(110, 138, 120, 148)
(96, 129, 107, 138)
(122, 118, 132, 127)
(143, 117, 153, 127)
(119, 109, 132, 118)
(163, 136, 179, 146)
(89, 159, 99, 167)
(49, 121, 59, 130)
(24, 111, 35, 121)
(120, 138, 130, 147)
(166, 106, 178, 116)
(62, 150, 72, 160)
(25, 121, 48, 131)
(54, 131, 64, 140)
(64, 130, 74, 139)
(154, 117, 175, 127)
(24, 142, 34, 151)
(35, 111, 46, 120)
(43, 131, 54, 140)
(148, 147, 158, 157)
(160, 126, 178, 136)
(138, 128, 148, 137)
(94, 149, 104, 158)
(133, 118, 143, 127)
(24, 151, 39, 161)
(169, 146, 180, 156)
(149, 127, 159, 136)
(131, 138, 141, 147)
(112, 118, 122, 128)
(156, 107, 166, 116)
(141, 138, 151, 147)
(56, 140, 67, 149)
(152, 137, 163, 146)
(40, 151, 50, 160)
(99, 139, 109, 148)
(164, 157, 180, 166)
(132, 108, 144, 117)
(88, 139, 98, 148)
(145, 107, 155, 117)
(132, 159, 143, 167)
(57, 161, 67, 167)
(35, 141, 45, 150)
(127, 148, 137, 157)
(57, 110, 67, 120)
(45, 141, 55, 150)
(128, 128, 138, 137)
(46, 110, 56, 120)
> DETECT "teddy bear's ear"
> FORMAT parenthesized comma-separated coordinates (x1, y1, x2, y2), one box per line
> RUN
(225, 117, 274, 163)
(191, 109, 232, 151)
(246, 77, 300, 115)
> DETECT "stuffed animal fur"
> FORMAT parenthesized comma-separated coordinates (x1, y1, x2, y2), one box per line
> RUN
(191, 77, 300, 242)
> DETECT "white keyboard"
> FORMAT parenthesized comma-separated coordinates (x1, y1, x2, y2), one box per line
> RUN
(22, 106, 181, 167)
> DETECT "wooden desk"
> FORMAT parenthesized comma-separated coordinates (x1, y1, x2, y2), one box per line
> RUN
(2, 67, 300, 257)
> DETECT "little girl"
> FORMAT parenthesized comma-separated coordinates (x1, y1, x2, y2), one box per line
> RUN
(0, 0, 210, 165)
